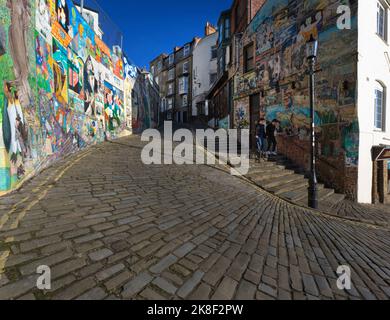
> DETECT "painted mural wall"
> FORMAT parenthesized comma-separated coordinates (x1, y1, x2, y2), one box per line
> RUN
(132, 72, 160, 134)
(0, 0, 138, 195)
(233, 0, 358, 198)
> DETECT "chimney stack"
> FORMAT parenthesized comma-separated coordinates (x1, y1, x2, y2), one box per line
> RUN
(205, 22, 217, 36)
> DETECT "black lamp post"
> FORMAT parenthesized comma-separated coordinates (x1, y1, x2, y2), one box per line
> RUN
(306, 35, 319, 209)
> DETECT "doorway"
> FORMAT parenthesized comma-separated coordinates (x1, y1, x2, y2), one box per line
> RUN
(250, 93, 260, 150)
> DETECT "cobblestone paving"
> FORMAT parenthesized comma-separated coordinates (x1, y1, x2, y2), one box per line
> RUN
(0, 136, 389, 300)
(331, 200, 390, 226)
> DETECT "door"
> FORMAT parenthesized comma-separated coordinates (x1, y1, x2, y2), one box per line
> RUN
(250, 94, 260, 150)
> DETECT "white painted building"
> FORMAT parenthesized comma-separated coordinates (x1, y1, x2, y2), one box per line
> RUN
(192, 29, 218, 117)
(357, 0, 390, 203)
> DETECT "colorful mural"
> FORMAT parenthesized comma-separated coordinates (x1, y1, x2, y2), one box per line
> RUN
(0, 0, 145, 195)
(233, 0, 359, 196)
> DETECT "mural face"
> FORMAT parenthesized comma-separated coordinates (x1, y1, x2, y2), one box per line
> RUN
(0, 0, 145, 195)
(36, 0, 52, 42)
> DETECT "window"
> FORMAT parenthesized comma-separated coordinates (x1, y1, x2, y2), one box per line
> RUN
(210, 73, 217, 86)
(183, 61, 189, 74)
(377, 2, 387, 40)
(168, 68, 175, 81)
(244, 43, 254, 73)
(218, 22, 223, 44)
(169, 53, 174, 65)
(218, 56, 224, 73)
(179, 76, 189, 94)
(375, 82, 386, 130)
(184, 44, 190, 56)
(211, 46, 218, 60)
(182, 95, 188, 107)
(168, 83, 174, 96)
(167, 98, 173, 110)
(157, 61, 162, 71)
(225, 18, 230, 39)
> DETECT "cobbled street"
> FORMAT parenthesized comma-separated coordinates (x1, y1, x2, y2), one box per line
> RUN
(0, 135, 389, 300)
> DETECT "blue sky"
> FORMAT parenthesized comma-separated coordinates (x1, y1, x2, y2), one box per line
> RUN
(95, 0, 232, 68)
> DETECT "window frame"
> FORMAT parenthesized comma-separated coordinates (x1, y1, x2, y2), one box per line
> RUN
(168, 68, 175, 81)
(183, 44, 190, 57)
(244, 43, 255, 74)
(377, 1, 388, 42)
(183, 61, 189, 74)
(179, 76, 189, 95)
(169, 53, 175, 65)
(225, 18, 230, 40)
(211, 46, 218, 60)
(168, 83, 174, 96)
(167, 98, 174, 110)
(210, 73, 217, 86)
(374, 81, 386, 131)
(182, 94, 188, 107)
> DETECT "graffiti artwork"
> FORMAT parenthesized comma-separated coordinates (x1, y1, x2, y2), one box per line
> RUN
(35, 31, 54, 94)
(0, 0, 151, 195)
(52, 38, 69, 105)
(68, 49, 84, 97)
(234, 0, 359, 197)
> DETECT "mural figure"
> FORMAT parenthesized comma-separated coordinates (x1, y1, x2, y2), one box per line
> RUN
(84, 56, 96, 116)
(104, 82, 121, 131)
(7, 0, 33, 108)
(36, 0, 51, 41)
(2, 82, 28, 169)
(56, 0, 69, 33)
(53, 39, 68, 105)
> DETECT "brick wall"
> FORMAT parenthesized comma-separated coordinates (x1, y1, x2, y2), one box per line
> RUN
(249, 0, 266, 21)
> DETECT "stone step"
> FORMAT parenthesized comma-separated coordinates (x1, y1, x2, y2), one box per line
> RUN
(318, 188, 335, 201)
(248, 169, 295, 183)
(249, 159, 278, 167)
(258, 174, 305, 189)
(280, 183, 325, 202)
(296, 188, 337, 207)
(247, 165, 289, 176)
(270, 179, 309, 196)
(232, 150, 347, 211)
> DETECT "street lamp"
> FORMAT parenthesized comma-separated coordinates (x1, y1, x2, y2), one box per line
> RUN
(306, 35, 319, 209)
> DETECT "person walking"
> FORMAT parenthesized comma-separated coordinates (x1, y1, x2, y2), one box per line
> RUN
(266, 119, 278, 156)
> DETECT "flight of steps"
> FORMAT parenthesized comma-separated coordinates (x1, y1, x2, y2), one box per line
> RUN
(203, 135, 346, 211)
(242, 155, 346, 209)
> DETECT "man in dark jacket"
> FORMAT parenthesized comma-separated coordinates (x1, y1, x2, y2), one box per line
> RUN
(255, 118, 267, 156)
(266, 119, 279, 155)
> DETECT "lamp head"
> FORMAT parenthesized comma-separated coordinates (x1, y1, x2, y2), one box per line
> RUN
(306, 35, 318, 60)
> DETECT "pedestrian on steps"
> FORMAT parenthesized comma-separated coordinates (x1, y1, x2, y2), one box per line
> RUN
(266, 119, 279, 156)
(256, 118, 267, 159)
